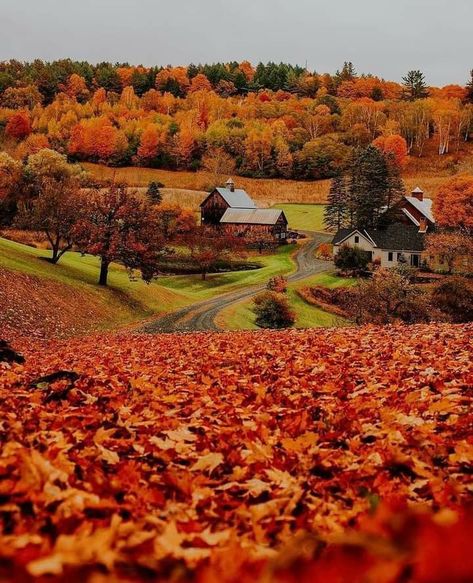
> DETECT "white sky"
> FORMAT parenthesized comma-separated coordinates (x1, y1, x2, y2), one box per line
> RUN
(1, 0, 471, 85)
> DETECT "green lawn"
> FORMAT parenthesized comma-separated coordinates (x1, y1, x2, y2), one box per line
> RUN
(216, 272, 353, 330)
(159, 244, 298, 300)
(272, 203, 327, 232)
(0, 238, 299, 327)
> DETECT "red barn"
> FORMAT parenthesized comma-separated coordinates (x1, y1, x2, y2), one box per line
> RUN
(200, 179, 288, 242)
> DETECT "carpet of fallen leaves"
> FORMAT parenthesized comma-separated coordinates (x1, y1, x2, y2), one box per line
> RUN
(0, 268, 117, 341)
(1, 324, 472, 582)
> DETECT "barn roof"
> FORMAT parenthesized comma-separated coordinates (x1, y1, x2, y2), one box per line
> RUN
(214, 187, 257, 209)
(405, 196, 435, 224)
(220, 208, 285, 225)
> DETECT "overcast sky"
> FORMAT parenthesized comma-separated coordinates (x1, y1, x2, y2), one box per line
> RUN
(1, 0, 471, 85)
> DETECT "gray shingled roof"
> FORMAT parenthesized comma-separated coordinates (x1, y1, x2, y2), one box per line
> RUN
(332, 224, 426, 252)
(220, 208, 284, 225)
(215, 187, 257, 209)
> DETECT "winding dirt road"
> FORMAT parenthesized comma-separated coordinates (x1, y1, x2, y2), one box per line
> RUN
(142, 233, 332, 334)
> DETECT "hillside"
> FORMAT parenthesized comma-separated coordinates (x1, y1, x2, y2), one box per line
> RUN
(83, 154, 473, 207)
(0, 237, 318, 339)
(1, 324, 472, 581)
(0, 237, 194, 340)
(2, 59, 473, 204)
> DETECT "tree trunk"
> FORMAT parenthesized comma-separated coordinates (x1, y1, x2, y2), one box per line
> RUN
(49, 244, 59, 264)
(201, 271, 207, 281)
(46, 232, 59, 264)
(99, 258, 109, 286)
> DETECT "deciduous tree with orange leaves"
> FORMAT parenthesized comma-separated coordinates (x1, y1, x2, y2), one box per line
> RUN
(189, 73, 212, 93)
(434, 174, 473, 230)
(5, 111, 31, 140)
(372, 134, 408, 167)
(137, 124, 167, 162)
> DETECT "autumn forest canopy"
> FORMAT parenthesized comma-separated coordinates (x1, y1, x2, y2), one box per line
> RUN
(0, 59, 473, 181)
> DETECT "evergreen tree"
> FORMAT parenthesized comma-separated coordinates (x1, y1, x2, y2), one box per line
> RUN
(324, 175, 349, 231)
(335, 61, 357, 86)
(349, 146, 392, 228)
(382, 155, 406, 225)
(402, 70, 428, 100)
(147, 181, 162, 205)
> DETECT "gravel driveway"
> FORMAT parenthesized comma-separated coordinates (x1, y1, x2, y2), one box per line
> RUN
(142, 233, 332, 334)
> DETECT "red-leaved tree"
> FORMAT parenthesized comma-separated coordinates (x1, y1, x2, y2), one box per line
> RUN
(74, 184, 164, 286)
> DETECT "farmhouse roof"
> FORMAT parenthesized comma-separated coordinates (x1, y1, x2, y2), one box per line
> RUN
(220, 208, 284, 225)
(405, 196, 435, 224)
(332, 224, 426, 252)
(214, 187, 257, 209)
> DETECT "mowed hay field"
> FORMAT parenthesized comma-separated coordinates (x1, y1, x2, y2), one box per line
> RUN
(83, 153, 473, 210)
(273, 203, 326, 232)
(82, 163, 330, 205)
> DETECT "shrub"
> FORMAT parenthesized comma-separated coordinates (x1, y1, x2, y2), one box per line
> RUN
(147, 181, 163, 205)
(267, 275, 288, 293)
(431, 278, 473, 323)
(346, 268, 430, 324)
(334, 245, 371, 271)
(253, 291, 295, 329)
(316, 242, 333, 260)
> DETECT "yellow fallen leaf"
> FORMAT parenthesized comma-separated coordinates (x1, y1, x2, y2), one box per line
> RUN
(191, 452, 223, 474)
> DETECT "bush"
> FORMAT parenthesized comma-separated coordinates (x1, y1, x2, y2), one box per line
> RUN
(267, 275, 288, 293)
(334, 245, 371, 272)
(345, 268, 430, 324)
(432, 278, 473, 323)
(316, 242, 333, 260)
(147, 181, 163, 205)
(253, 291, 295, 329)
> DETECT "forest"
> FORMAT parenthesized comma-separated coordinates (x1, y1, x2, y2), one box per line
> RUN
(1, 59, 473, 182)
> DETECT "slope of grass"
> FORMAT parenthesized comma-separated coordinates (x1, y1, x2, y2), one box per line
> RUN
(273, 203, 326, 232)
(216, 271, 353, 330)
(0, 238, 192, 329)
(83, 155, 473, 210)
(159, 244, 297, 299)
(0, 238, 299, 334)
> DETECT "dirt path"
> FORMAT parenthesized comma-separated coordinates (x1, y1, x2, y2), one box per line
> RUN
(142, 233, 332, 334)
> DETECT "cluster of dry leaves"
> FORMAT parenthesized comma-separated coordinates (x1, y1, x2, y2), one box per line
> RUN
(0, 267, 113, 341)
(0, 324, 472, 582)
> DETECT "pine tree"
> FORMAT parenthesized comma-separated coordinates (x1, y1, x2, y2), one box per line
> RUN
(402, 70, 428, 100)
(349, 146, 391, 228)
(147, 181, 162, 205)
(324, 175, 349, 231)
(335, 61, 357, 85)
(382, 155, 406, 225)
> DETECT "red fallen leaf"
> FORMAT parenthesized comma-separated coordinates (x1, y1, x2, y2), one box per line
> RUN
(0, 323, 471, 580)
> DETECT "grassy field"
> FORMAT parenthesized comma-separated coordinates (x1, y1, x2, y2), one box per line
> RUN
(83, 156, 473, 210)
(157, 244, 297, 300)
(0, 238, 300, 330)
(273, 203, 327, 232)
(82, 163, 330, 205)
(216, 272, 353, 330)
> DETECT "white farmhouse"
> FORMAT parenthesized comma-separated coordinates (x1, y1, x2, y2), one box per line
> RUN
(332, 188, 435, 268)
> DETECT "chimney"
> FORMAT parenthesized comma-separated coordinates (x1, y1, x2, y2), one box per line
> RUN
(419, 217, 428, 233)
(412, 187, 424, 201)
(226, 178, 235, 192)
